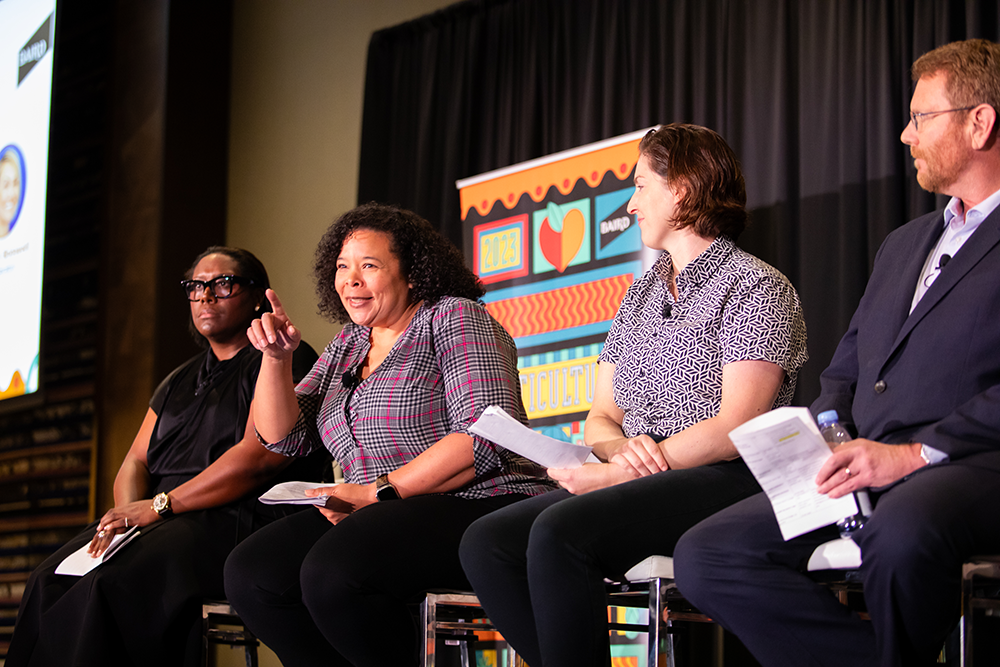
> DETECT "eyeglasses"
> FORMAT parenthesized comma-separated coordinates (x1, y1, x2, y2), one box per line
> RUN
(909, 106, 977, 131)
(180, 275, 255, 301)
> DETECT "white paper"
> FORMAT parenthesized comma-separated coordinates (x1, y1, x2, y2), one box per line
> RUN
(469, 405, 597, 469)
(728, 406, 858, 541)
(258, 480, 335, 506)
(55, 526, 141, 576)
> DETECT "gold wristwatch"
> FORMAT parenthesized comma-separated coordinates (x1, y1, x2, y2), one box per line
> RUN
(152, 492, 172, 516)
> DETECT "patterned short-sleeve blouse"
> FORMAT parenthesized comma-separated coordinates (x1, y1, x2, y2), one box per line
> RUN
(599, 235, 808, 438)
(266, 296, 554, 500)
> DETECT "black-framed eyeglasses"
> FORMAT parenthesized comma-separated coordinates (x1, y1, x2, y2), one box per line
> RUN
(180, 275, 255, 301)
(909, 106, 977, 131)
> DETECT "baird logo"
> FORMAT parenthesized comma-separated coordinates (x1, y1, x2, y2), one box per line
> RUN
(19, 40, 48, 67)
(18, 14, 54, 87)
(600, 216, 631, 234)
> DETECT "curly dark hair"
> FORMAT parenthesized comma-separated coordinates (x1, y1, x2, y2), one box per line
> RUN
(314, 203, 485, 324)
(638, 123, 749, 240)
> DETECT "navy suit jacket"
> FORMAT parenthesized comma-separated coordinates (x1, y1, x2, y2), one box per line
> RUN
(812, 206, 1000, 472)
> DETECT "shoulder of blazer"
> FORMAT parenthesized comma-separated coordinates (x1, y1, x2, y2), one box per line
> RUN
(882, 208, 946, 248)
(867, 209, 945, 281)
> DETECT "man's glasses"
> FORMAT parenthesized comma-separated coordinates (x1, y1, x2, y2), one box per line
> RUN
(181, 275, 255, 301)
(909, 106, 976, 131)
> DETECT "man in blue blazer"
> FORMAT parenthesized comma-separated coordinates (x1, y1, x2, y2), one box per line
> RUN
(674, 39, 1000, 667)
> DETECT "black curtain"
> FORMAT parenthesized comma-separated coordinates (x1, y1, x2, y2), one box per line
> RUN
(358, 0, 1000, 405)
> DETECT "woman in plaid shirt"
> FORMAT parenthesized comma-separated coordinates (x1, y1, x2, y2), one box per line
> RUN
(224, 202, 554, 666)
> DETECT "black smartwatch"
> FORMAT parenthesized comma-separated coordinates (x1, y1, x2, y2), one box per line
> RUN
(375, 474, 400, 502)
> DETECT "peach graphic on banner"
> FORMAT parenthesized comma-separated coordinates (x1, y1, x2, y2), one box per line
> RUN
(539, 202, 585, 272)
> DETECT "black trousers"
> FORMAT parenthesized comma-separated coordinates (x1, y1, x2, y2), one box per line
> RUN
(8, 505, 279, 667)
(459, 460, 759, 667)
(674, 463, 1000, 667)
(223, 493, 527, 667)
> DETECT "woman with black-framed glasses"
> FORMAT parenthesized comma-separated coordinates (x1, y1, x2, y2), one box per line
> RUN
(181, 273, 256, 301)
(8, 246, 325, 667)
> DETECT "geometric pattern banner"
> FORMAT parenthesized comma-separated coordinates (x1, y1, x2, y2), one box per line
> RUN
(484, 273, 633, 339)
(460, 129, 653, 427)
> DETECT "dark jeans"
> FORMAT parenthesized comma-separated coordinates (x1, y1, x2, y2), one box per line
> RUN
(224, 493, 527, 667)
(674, 463, 1000, 667)
(459, 460, 759, 667)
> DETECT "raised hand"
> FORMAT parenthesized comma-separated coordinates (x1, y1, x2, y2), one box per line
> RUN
(247, 289, 301, 359)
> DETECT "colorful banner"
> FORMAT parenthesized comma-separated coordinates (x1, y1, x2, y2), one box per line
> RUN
(484, 268, 637, 346)
(459, 130, 655, 427)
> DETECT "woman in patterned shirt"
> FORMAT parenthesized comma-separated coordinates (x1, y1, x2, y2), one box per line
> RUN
(460, 124, 809, 667)
(223, 203, 554, 667)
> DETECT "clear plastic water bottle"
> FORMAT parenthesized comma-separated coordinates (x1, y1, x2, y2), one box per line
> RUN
(816, 410, 872, 538)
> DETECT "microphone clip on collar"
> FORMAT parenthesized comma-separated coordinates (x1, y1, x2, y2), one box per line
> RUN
(342, 368, 360, 389)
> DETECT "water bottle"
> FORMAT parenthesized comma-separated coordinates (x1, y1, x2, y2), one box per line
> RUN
(816, 410, 872, 538)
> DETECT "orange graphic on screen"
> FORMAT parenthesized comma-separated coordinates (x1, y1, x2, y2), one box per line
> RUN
(539, 203, 586, 272)
(1, 371, 26, 399)
(485, 274, 632, 338)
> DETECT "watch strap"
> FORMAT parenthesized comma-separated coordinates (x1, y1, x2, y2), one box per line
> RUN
(375, 474, 400, 501)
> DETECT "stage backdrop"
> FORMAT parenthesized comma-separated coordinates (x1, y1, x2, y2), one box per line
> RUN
(359, 0, 1000, 408)
(459, 129, 657, 442)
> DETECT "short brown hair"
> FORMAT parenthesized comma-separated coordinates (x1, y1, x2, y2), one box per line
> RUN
(638, 123, 748, 240)
(912, 39, 1000, 117)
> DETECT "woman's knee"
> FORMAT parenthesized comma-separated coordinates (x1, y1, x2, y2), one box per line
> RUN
(461, 495, 557, 577)
(298, 535, 371, 617)
(458, 514, 495, 579)
(223, 538, 261, 609)
(224, 530, 302, 613)
(524, 498, 593, 564)
(460, 508, 525, 574)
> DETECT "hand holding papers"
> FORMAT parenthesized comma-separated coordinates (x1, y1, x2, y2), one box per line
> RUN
(469, 406, 598, 469)
(728, 407, 858, 540)
(259, 481, 335, 506)
(55, 526, 141, 576)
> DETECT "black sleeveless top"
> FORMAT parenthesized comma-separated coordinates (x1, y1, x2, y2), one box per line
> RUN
(147, 343, 320, 493)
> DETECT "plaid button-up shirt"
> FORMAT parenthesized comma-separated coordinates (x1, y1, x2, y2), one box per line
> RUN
(267, 296, 555, 499)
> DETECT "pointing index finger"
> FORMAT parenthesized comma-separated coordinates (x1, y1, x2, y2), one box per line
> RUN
(266, 289, 287, 317)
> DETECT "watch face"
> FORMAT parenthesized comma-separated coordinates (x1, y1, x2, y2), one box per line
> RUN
(153, 493, 170, 513)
